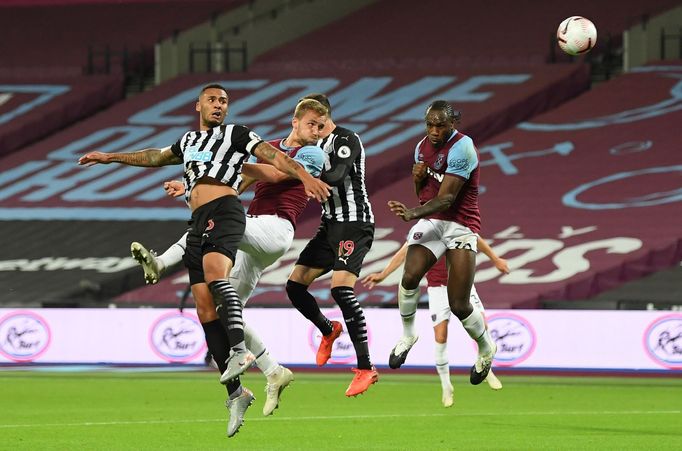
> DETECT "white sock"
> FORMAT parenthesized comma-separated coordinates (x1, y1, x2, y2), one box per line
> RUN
(434, 342, 451, 389)
(244, 323, 279, 378)
(461, 308, 492, 355)
(156, 231, 188, 270)
(398, 284, 419, 338)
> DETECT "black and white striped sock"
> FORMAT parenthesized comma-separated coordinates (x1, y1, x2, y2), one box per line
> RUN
(209, 279, 246, 352)
(332, 286, 371, 369)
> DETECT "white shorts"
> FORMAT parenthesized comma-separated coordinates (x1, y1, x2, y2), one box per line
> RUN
(229, 215, 294, 305)
(427, 284, 485, 326)
(406, 218, 478, 259)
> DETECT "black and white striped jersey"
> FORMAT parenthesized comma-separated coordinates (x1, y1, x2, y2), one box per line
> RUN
(319, 126, 374, 223)
(170, 124, 263, 202)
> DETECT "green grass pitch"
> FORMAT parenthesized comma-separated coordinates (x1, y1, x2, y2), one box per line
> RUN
(1, 369, 680, 450)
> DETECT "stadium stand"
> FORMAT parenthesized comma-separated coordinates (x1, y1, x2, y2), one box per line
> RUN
(0, 75, 123, 157)
(116, 63, 682, 308)
(0, 0, 243, 77)
(0, 0, 243, 155)
(0, 64, 589, 307)
(250, 0, 682, 72)
(0, 0, 680, 312)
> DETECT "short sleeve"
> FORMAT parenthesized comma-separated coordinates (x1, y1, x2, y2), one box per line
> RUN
(333, 132, 361, 163)
(170, 133, 187, 158)
(232, 125, 264, 155)
(445, 136, 478, 179)
(414, 140, 423, 163)
(293, 145, 325, 177)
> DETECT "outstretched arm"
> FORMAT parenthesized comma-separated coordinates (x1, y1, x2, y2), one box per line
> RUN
(477, 237, 510, 274)
(78, 147, 181, 167)
(242, 162, 290, 184)
(361, 242, 408, 289)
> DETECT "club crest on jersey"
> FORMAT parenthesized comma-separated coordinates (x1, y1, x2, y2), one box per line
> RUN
(434, 153, 446, 170)
(205, 219, 215, 231)
(413, 232, 423, 240)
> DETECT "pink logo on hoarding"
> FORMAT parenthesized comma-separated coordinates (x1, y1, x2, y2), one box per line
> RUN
(643, 314, 682, 369)
(149, 312, 206, 363)
(0, 311, 51, 362)
(307, 310, 370, 365)
(486, 313, 536, 366)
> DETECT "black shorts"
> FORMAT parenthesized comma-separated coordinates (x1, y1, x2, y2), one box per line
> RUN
(296, 220, 374, 277)
(183, 195, 245, 285)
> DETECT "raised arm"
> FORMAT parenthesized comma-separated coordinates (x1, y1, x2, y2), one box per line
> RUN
(78, 147, 181, 167)
(242, 162, 290, 184)
(252, 141, 329, 201)
(413, 162, 427, 197)
(361, 242, 408, 289)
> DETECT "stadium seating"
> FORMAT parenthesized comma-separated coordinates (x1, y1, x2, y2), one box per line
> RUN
(250, 0, 681, 72)
(0, 0, 680, 310)
(0, 1, 243, 77)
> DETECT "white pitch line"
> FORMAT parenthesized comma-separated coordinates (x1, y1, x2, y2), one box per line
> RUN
(0, 410, 679, 429)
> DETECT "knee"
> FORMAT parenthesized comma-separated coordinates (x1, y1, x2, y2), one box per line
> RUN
(401, 270, 422, 290)
(433, 323, 448, 343)
(450, 302, 473, 320)
(286, 280, 308, 308)
(331, 286, 358, 316)
(195, 296, 218, 322)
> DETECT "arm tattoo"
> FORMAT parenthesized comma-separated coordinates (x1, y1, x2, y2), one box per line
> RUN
(281, 155, 303, 178)
(257, 143, 278, 161)
(109, 148, 180, 167)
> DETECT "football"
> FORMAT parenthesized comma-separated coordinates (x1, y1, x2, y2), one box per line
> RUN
(556, 16, 597, 56)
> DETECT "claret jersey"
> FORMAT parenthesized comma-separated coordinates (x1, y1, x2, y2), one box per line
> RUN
(247, 139, 324, 228)
(415, 130, 481, 233)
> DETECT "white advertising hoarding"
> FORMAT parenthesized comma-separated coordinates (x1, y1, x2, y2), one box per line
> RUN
(0, 308, 680, 372)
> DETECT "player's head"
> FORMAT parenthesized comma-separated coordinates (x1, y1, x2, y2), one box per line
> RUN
(424, 100, 461, 148)
(299, 93, 334, 138)
(196, 83, 228, 130)
(300, 93, 332, 116)
(291, 99, 328, 146)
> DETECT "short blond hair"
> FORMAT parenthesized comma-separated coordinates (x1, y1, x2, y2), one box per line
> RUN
(294, 98, 328, 119)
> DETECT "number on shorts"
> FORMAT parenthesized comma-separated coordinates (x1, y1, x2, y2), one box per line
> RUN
(453, 240, 473, 250)
(338, 240, 355, 257)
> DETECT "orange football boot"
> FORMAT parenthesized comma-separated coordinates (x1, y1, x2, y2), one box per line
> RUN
(345, 366, 379, 397)
(316, 321, 343, 366)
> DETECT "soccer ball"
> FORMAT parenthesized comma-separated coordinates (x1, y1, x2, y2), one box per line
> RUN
(556, 16, 597, 56)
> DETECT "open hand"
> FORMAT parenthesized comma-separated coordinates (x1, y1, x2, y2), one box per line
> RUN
(387, 200, 414, 222)
(361, 273, 385, 290)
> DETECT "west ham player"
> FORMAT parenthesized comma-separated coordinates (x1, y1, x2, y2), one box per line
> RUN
(284, 93, 378, 397)
(387, 100, 497, 385)
(78, 85, 329, 437)
(361, 238, 507, 406)
(130, 98, 329, 420)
